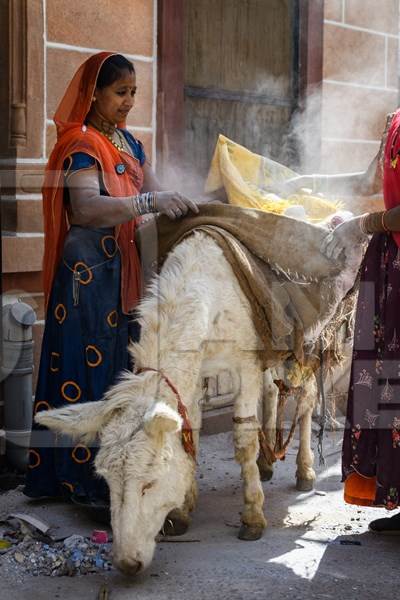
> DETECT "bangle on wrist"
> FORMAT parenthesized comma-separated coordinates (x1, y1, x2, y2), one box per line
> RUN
(131, 192, 159, 216)
(130, 195, 139, 217)
(359, 212, 370, 234)
(381, 210, 390, 232)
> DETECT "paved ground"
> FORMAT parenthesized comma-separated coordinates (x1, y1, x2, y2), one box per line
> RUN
(1, 428, 399, 599)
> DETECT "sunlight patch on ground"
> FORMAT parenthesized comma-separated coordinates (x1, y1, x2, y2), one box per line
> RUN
(268, 454, 349, 581)
(268, 531, 332, 580)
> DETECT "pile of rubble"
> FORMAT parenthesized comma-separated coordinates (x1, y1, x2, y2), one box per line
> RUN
(0, 513, 113, 577)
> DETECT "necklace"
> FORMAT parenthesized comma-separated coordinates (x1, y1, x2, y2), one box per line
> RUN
(88, 121, 125, 153)
(115, 128, 132, 156)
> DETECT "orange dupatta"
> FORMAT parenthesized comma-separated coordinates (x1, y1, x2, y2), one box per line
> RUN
(42, 51, 142, 314)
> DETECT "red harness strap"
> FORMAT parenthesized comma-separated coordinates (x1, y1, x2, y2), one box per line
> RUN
(137, 367, 196, 460)
(233, 378, 301, 464)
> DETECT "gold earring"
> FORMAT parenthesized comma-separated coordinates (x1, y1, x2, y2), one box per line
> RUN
(93, 97, 97, 101)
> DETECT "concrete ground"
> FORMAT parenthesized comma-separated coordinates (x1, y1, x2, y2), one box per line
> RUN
(0, 428, 399, 600)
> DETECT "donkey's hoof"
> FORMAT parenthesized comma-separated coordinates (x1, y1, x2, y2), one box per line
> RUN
(162, 510, 190, 536)
(296, 478, 315, 492)
(238, 524, 264, 541)
(258, 465, 274, 482)
(257, 457, 274, 482)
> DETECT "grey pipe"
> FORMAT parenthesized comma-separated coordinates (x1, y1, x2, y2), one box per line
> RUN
(2, 301, 36, 472)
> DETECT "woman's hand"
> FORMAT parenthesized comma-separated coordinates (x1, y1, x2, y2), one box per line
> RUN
(155, 191, 199, 220)
(320, 217, 367, 260)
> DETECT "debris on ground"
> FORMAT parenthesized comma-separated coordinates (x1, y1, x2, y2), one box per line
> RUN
(0, 519, 113, 577)
(98, 584, 109, 599)
(9, 513, 52, 536)
(91, 530, 109, 544)
(0, 540, 13, 553)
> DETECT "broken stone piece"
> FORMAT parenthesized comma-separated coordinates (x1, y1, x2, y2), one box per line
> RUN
(63, 535, 85, 550)
(8, 513, 51, 535)
(14, 551, 25, 563)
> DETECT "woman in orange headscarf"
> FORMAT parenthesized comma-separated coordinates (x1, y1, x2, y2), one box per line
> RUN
(24, 52, 198, 507)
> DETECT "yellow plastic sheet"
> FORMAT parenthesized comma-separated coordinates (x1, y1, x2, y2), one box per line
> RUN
(205, 134, 341, 223)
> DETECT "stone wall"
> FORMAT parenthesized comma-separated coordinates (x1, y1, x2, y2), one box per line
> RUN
(321, 0, 399, 172)
(45, 0, 156, 160)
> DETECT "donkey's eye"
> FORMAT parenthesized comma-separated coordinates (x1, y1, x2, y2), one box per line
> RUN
(141, 481, 155, 496)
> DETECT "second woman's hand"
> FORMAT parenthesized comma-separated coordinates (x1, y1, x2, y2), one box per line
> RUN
(320, 217, 367, 260)
(155, 191, 199, 220)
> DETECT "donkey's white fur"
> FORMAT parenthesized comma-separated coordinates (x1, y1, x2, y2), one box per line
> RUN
(36, 228, 361, 575)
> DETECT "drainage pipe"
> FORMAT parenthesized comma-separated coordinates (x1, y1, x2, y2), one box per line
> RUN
(2, 301, 36, 472)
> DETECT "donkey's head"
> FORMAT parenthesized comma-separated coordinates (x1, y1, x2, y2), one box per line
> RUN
(35, 374, 193, 575)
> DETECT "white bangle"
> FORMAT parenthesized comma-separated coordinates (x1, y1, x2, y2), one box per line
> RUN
(130, 195, 139, 217)
(359, 213, 370, 234)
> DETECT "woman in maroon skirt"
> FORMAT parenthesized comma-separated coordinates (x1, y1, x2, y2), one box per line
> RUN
(286, 111, 400, 532)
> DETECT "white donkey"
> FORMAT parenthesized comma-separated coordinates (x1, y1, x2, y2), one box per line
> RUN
(36, 227, 359, 575)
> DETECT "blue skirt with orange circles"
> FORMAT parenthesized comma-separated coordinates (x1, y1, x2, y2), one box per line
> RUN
(24, 225, 139, 503)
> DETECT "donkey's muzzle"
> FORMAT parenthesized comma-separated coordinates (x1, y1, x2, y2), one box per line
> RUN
(115, 557, 143, 576)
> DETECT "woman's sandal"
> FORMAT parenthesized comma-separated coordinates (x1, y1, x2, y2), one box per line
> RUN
(368, 512, 400, 534)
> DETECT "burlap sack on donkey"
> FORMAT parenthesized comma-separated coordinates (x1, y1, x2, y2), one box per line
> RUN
(136, 204, 363, 371)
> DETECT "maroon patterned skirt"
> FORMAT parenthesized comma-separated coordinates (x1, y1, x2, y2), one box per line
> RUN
(342, 233, 400, 509)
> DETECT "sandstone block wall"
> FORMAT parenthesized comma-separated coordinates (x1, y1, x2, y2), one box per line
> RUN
(321, 0, 399, 172)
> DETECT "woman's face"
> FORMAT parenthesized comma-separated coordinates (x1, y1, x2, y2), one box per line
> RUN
(94, 70, 137, 124)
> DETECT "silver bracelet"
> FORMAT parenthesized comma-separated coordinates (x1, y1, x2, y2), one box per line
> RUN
(359, 212, 370, 234)
(151, 190, 157, 212)
(130, 192, 158, 216)
(130, 195, 139, 217)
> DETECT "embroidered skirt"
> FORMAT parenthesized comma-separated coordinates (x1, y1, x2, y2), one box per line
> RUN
(342, 233, 400, 509)
(24, 225, 139, 502)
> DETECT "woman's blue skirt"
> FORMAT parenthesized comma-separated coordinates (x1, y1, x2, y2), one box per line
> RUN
(24, 225, 139, 503)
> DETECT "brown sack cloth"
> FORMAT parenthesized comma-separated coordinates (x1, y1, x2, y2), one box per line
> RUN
(136, 204, 361, 371)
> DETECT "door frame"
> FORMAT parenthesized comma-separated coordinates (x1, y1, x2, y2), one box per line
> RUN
(297, 0, 324, 170)
(156, 0, 324, 175)
(156, 0, 185, 180)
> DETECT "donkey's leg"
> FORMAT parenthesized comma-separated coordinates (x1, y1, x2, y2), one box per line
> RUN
(296, 384, 316, 491)
(185, 426, 200, 511)
(164, 397, 201, 536)
(257, 369, 278, 481)
(234, 358, 267, 541)
(164, 459, 197, 535)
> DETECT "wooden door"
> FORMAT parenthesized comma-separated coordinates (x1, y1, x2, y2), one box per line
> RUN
(183, 0, 299, 179)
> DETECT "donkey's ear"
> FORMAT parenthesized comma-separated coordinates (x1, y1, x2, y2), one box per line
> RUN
(35, 401, 109, 442)
(143, 402, 182, 439)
